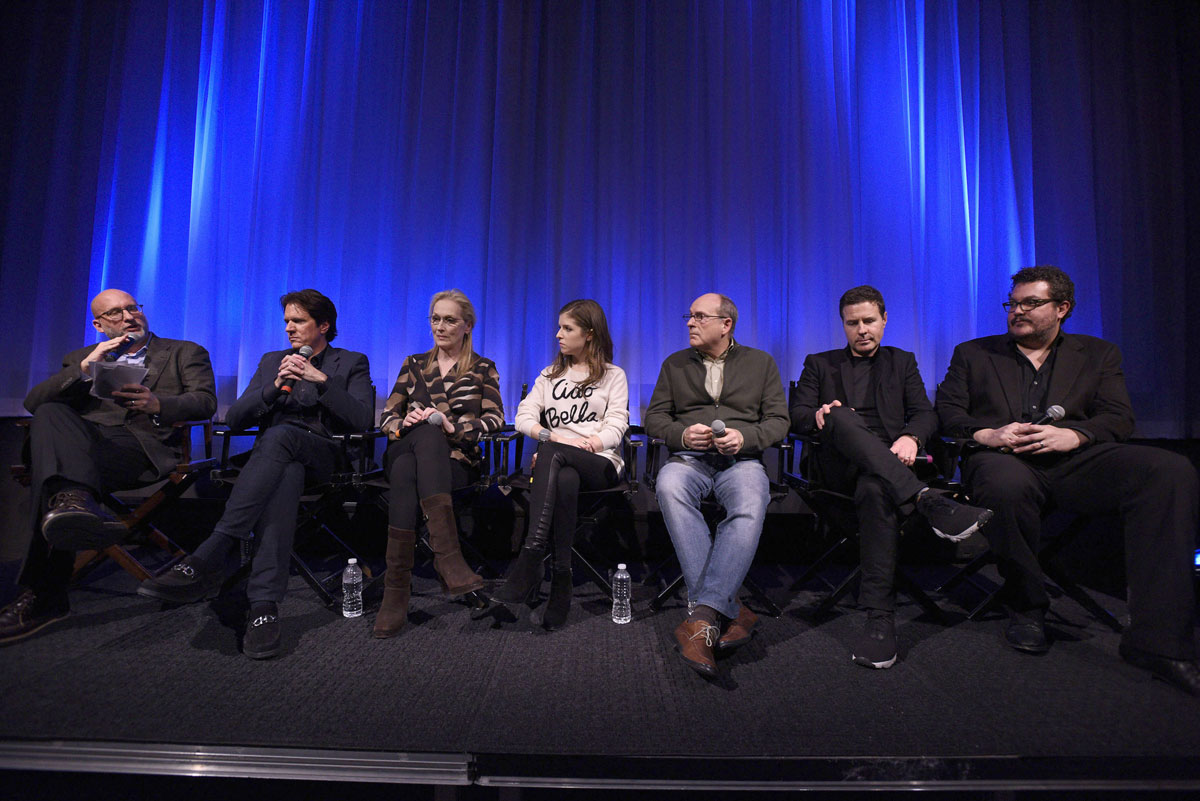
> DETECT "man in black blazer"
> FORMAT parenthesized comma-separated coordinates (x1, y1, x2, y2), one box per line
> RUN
(792, 285, 992, 669)
(1, 289, 217, 644)
(139, 289, 374, 659)
(937, 265, 1200, 694)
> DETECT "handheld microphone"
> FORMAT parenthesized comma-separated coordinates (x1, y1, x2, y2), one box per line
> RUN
(428, 411, 444, 427)
(999, 405, 1066, 453)
(104, 333, 142, 362)
(1034, 405, 1065, 425)
(280, 345, 314, 393)
(710, 420, 726, 437)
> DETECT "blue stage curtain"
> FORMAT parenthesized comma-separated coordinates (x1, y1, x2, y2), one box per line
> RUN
(2, 1, 1197, 435)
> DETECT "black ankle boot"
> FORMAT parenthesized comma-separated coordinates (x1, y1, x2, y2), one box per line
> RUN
(493, 546, 546, 604)
(540, 569, 573, 630)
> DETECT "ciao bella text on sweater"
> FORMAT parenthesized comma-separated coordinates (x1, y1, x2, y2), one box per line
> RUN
(546, 378, 600, 427)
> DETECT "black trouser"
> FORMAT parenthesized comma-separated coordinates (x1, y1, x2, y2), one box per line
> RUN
(20, 403, 157, 599)
(813, 406, 927, 612)
(384, 424, 474, 528)
(525, 441, 618, 570)
(201, 423, 339, 604)
(962, 442, 1198, 660)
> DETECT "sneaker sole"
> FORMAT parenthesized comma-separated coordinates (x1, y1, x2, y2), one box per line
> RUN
(851, 652, 897, 669)
(932, 508, 994, 543)
(0, 611, 69, 645)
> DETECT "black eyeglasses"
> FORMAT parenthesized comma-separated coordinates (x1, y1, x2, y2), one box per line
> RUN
(95, 304, 144, 321)
(1001, 298, 1058, 313)
(682, 313, 728, 323)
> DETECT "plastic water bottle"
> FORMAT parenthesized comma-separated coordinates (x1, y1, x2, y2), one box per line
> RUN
(342, 558, 363, 618)
(611, 563, 632, 624)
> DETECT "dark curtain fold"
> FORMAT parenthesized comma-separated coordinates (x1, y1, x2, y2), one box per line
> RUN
(2, 0, 1196, 435)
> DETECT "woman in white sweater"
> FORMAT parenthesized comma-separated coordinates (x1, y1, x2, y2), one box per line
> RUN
(492, 299, 629, 629)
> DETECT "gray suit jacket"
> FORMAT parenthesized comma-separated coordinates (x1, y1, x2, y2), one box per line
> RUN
(24, 334, 218, 479)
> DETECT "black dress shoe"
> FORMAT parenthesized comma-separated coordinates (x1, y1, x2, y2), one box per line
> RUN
(0, 590, 69, 645)
(1005, 609, 1049, 654)
(41, 489, 123, 551)
(243, 604, 281, 659)
(1120, 643, 1200, 697)
(137, 560, 223, 604)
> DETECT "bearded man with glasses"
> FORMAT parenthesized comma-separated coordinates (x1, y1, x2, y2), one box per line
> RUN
(937, 265, 1200, 695)
(1, 288, 216, 644)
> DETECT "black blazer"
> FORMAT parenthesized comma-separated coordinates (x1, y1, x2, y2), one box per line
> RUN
(935, 333, 1135, 445)
(227, 346, 374, 437)
(24, 335, 217, 478)
(789, 346, 938, 447)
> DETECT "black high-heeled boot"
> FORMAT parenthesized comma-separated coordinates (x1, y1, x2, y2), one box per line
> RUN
(540, 569, 573, 630)
(492, 545, 546, 604)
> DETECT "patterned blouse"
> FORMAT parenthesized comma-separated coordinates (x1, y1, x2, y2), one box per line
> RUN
(379, 352, 505, 467)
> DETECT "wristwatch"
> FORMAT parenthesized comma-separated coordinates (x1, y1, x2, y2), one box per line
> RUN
(538, 429, 551, 442)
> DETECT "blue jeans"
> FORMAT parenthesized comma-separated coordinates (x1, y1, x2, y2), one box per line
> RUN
(656, 455, 769, 619)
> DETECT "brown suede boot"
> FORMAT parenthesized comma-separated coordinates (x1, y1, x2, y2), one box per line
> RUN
(420, 494, 483, 595)
(373, 527, 415, 638)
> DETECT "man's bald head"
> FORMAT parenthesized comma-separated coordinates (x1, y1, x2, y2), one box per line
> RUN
(686, 293, 737, 357)
(91, 289, 147, 341)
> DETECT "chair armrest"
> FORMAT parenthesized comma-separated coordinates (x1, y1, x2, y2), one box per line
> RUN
(213, 424, 262, 467)
(171, 419, 214, 462)
(340, 428, 387, 475)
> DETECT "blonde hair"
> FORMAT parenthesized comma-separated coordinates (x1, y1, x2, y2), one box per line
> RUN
(423, 289, 479, 376)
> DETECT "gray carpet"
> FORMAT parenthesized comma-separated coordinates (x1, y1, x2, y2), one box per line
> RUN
(1, 561, 1199, 760)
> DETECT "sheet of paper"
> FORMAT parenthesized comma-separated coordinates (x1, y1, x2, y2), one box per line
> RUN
(89, 361, 149, 400)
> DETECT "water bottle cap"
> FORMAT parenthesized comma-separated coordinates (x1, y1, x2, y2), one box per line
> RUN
(617, 563, 626, 570)
(347, 558, 357, 565)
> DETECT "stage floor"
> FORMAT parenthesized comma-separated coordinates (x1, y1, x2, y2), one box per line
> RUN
(1, 558, 1199, 792)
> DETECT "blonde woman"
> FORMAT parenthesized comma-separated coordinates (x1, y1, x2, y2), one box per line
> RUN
(374, 290, 503, 637)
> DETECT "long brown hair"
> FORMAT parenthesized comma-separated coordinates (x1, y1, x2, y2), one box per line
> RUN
(422, 289, 479, 376)
(546, 299, 613, 389)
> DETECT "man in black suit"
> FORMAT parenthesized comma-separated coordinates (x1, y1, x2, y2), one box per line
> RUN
(1, 289, 217, 644)
(139, 289, 373, 659)
(937, 265, 1199, 694)
(791, 285, 992, 668)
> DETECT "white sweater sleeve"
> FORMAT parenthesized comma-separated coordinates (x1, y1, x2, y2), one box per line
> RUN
(514, 371, 550, 438)
(595, 366, 629, 452)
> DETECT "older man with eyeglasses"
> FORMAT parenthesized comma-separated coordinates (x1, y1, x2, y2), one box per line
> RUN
(1, 288, 216, 644)
(645, 292, 789, 678)
(937, 265, 1200, 695)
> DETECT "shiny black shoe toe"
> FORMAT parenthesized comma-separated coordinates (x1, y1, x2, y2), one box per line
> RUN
(137, 560, 222, 604)
(243, 605, 281, 660)
(1004, 611, 1049, 654)
(1120, 643, 1200, 697)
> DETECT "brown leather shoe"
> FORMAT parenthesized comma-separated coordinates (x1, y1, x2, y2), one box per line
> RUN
(0, 590, 69, 645)
(674, 618, 719, 677)
(718, 603, 758, 650)
(41, 489, 121, 551)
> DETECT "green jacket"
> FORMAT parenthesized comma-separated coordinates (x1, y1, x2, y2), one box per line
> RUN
(645, 342, 789, 457)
